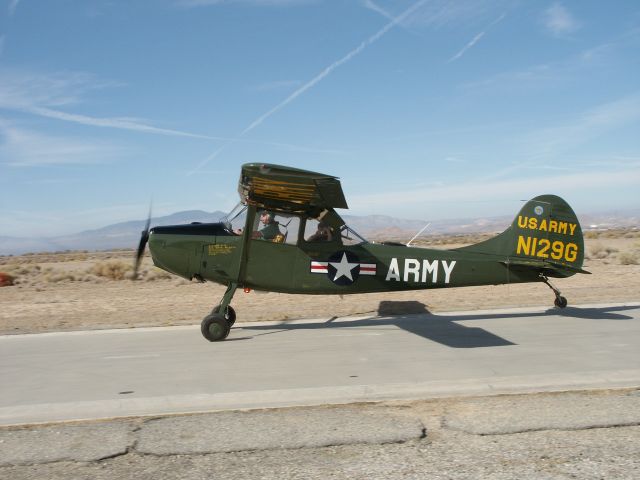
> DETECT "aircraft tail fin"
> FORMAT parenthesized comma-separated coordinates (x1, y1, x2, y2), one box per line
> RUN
(454, 195, 587, 277)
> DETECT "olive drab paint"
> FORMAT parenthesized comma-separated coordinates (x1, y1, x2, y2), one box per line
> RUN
(142, 164, 591, 341)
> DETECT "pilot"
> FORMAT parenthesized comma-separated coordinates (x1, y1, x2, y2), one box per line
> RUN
(306, 221, 332, 242)
(254, 211, 281, 241)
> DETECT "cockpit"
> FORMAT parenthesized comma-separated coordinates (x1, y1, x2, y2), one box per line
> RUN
(220, 203, 368, 246)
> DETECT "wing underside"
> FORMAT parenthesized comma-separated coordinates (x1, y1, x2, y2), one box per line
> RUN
(238, 163, 348, 213)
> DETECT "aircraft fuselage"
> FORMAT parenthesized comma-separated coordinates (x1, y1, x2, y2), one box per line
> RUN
(149, 227, 541, 295)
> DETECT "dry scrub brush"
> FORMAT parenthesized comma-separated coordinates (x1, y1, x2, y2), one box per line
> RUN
(89, 260, 172, 281)
(587, 243, 619, 260)
(618, 251, 640, 265)
(89, 260, 132, 280)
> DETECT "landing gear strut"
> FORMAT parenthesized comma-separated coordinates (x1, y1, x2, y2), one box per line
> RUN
(201, 283, 238, 341)
(540, 274, 568, 309)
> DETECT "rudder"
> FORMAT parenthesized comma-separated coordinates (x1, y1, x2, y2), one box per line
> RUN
(455, 195, 586, 275)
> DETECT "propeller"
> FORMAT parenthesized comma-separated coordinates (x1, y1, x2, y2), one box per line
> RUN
(133, 205, 152, 280)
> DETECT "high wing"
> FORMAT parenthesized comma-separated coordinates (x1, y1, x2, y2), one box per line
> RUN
(238, 163, 348, 214)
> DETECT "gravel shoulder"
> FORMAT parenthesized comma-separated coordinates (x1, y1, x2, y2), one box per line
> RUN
(1, 236, 639, 335)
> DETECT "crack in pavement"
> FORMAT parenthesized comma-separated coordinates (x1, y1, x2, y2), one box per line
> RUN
(1, 388, 639, 467)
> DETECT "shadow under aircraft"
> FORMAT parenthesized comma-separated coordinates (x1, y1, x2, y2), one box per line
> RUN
(228, 303, 637, 348)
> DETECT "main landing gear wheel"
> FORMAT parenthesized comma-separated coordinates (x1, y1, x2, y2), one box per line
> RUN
(202, 282, 238, 342)
(217, 305, 236, 327)
(201, 314, 231, 342)
(554, 296, 568, 309)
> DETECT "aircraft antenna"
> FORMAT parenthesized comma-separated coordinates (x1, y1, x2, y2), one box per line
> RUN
(406, 222, 431, 247)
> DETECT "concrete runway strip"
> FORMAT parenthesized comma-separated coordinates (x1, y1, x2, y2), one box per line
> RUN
(1, 302, 639, 426)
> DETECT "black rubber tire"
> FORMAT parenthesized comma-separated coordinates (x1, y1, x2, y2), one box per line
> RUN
(201, 314, 231, 341)
(554, 296, 568, 309)
(223, 305, 236, 326)
(212, 305, 236, 327)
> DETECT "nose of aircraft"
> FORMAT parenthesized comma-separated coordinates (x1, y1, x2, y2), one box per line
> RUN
(143, 222, 238, 281)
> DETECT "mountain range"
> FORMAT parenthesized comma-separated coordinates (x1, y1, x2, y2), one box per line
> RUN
(1, 209, 638, 256)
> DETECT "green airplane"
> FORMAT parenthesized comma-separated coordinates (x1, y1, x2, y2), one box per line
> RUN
(134, 163, 590, 342)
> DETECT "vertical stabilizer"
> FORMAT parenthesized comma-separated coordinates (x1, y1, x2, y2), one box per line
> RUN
(455, 195, 585, 275)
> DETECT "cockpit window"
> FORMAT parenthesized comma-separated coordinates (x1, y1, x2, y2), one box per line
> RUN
(339, 224, 367, 245)
(305, 217, 367, 245)
(221, 203, 247, 232)
(304, 218, 334, 243)
(252, 211, 300, 245)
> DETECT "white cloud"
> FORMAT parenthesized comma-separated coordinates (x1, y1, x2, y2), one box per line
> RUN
(0, 69, 225, 140)
(8, 0, 20, 16)
(520, 93, 640, 159)
(463, 38, 621, 91)
(349, 168, 640, 218)
(0, 69, 345, 154)
(543, 3, 580, 36)
(362, 0, 512, 33)
(176, 0, 317, 7)
(361, 0, 394, 21)
(0, 69, 102, 109)
(405, 0, 510, 29)
(0, 123, 125, 167)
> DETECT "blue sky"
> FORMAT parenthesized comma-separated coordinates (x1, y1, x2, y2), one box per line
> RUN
(1, 0, 639, 237)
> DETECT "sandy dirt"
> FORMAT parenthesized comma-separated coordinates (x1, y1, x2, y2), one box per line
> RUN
(1, 233, 639, 335)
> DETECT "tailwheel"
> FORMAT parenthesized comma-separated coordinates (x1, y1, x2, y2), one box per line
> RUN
(201, 314, 231, 342)
(540, 274, 568, 309)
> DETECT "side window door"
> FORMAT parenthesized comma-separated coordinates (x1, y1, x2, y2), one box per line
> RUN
(251, 211, 300, 245)
(245, 211, 301, 290)
(303, 218, 338, 245)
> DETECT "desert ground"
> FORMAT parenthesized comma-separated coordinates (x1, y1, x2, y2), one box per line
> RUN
(1, 230, 639, 336)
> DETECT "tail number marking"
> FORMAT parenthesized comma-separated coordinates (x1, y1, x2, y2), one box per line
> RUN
(516, 236, 578, 262)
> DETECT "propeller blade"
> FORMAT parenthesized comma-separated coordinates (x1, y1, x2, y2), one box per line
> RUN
(133, 204, 152, 279)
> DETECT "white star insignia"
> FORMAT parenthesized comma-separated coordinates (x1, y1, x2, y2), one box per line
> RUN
(330, 253, 358, 282)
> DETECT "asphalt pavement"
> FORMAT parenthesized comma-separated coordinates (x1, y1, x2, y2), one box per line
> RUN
(1, 302, 639, 425)
(1, 302, 640, 478)
(1, 390, 639, 478)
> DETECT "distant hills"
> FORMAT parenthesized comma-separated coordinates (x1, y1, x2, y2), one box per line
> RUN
(0, 210, 226, 256)
(1, 208, 638, 256)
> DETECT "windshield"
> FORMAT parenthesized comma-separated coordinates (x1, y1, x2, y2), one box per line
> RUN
(339, 224, 367, 245)
(220, 203, 247, 231)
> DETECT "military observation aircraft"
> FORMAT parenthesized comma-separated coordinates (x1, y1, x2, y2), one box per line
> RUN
(134, 163, 590, 342)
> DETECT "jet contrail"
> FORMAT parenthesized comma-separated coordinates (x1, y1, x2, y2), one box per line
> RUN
(448, 12, 506, 63)
(188, 0, 429, 176)
(448, 31, 486, 63)
(29, 106, 226, 141)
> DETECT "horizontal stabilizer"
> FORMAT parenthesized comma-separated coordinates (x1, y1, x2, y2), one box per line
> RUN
(502, 258, 591, 275)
